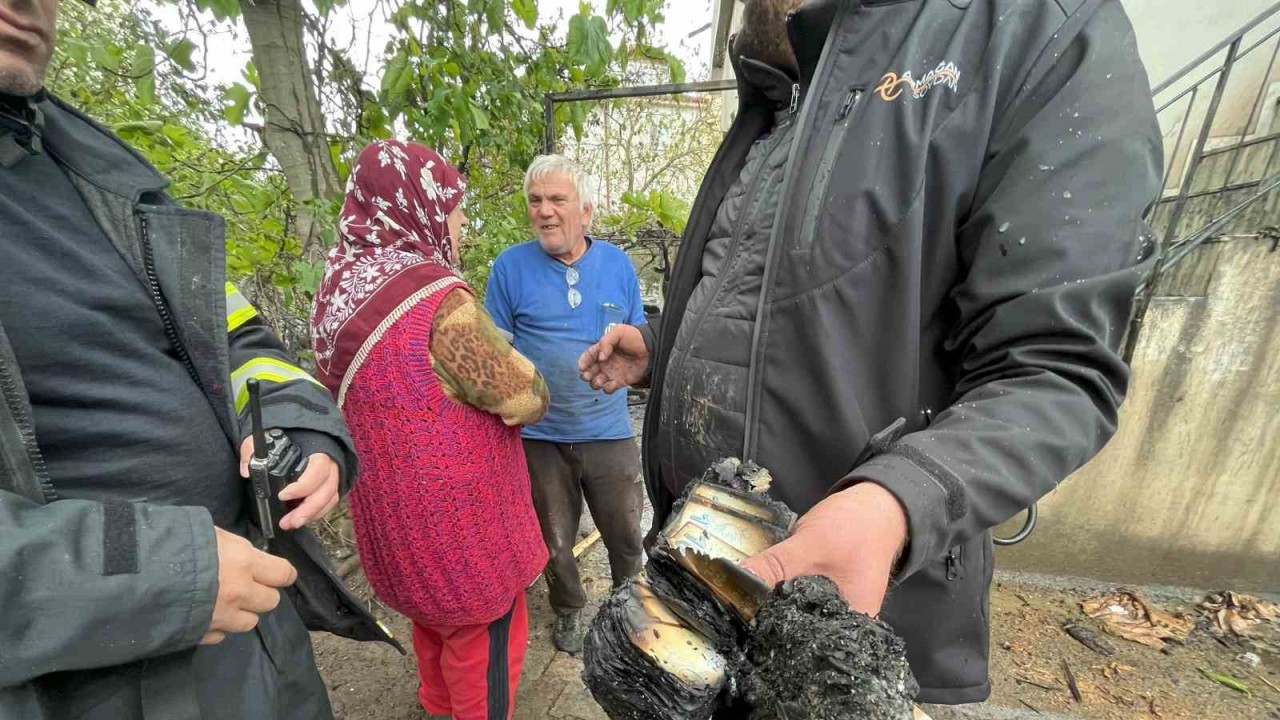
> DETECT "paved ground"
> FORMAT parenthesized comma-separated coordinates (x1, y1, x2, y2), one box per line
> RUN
(512, 480, 648, 720)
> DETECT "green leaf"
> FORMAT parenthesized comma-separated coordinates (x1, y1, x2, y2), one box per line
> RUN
(196, 0, 241, 21)
(61, 38, 90, 66)
(566, 12, 612, 75)
(112, 120, 166, 136)
(485, 0, 504, 33)
(511, 0, 537, 29)
(221, 83, 252, 125)
(90, 44, 122, 72)
(291, 260, 326, 294)
(380, 51, 410, 98)
(165, 38, 198, 72)
(666, 54, 686, 84)
(653, 191, 689, 234)
(134, 45, 156, 106)
(620, 0, 645, 23)
(242, 61, 260, 90)
(1199, 669, 1251, 696)
(469, 101, 491, 131)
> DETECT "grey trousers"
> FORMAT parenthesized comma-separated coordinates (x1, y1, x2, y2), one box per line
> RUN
(523, 438, 645, 615)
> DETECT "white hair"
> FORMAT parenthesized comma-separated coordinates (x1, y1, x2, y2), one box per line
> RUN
(523, 154, 598, 214)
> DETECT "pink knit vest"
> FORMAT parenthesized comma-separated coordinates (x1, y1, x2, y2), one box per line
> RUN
(342, 285, 548, 626)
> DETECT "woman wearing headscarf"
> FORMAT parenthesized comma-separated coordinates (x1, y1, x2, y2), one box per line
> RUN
(310, 140, 549, 720)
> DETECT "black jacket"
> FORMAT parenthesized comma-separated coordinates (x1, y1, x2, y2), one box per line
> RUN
(0, 94, 398, 719)
(642, 0, 1160, 702)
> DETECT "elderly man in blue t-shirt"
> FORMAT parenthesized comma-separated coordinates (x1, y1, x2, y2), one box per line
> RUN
(484, 155, 647, 654)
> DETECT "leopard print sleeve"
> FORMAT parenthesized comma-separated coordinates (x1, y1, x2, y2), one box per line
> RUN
(430, 288, 550, 426)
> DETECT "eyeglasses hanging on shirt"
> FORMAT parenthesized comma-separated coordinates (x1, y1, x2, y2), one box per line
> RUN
(566, 266, 582, 309)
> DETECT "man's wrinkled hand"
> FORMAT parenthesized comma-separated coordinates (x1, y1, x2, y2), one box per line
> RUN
(202, 527, 298, 645)
(578, 323, 649, 393)
(739, 482, 908, 617)
(239, 437, 341, 531)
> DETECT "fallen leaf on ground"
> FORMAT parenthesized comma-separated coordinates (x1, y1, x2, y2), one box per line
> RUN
(1199, 667, 1252, 696)
(1080, 590, 1194, 650)
(1199, 591, 1280, 637)
(1099, 662, 1138, 681)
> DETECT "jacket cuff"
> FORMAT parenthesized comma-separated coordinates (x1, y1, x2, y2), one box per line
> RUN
(835, 452, 952, 581)
(142, 504, 219, 650)
(635, 322, 657, 389)
(287, 429, 351, 493)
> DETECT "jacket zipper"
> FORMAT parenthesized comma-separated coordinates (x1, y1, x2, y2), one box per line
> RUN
(139, 211, 204, 392)
(0, 356, 56, 501)
(795, 88, 863, 253)
(742, 1, 851, 460)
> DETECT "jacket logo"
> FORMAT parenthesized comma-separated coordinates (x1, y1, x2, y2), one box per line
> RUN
(875, 62, 961, 101)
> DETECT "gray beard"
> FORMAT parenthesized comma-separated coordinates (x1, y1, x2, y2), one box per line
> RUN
(0, 68, 42, 97)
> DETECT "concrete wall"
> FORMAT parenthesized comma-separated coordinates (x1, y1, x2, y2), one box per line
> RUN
(995, 237, 1280, 592)
(1123, 0, 1275, 89)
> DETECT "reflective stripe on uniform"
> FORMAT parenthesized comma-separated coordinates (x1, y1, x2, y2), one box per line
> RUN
(226, 282, 259, 332)
(231, 357, 325, 413)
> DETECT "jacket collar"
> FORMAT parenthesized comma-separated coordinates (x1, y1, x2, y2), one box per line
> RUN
(788, 0, 844, 83)
(730, 0, 845, 103)
(35, 92, 168, 201)
(736, 56, 798, 108)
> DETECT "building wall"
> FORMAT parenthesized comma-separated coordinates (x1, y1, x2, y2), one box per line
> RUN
(1123, 0, 1275, 87)
(995, 237, 1280, 592)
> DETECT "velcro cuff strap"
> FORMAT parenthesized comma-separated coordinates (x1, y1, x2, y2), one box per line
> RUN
(102, 500, 139, 576)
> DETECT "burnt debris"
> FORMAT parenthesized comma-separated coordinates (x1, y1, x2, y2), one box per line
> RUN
(583, 458, 917, 720)
(743, 576, 919, 720)
(582, 577, 728, 720)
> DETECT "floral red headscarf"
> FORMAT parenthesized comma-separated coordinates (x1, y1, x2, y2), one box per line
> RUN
(310, 140, 468, 400)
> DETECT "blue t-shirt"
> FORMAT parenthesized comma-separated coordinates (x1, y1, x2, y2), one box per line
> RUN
(485, 239, 646, 443)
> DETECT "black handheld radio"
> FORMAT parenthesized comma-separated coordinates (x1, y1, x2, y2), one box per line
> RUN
(246, 378, 309, 550)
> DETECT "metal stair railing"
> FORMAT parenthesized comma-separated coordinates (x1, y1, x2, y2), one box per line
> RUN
(1125, 2, 1280, 362)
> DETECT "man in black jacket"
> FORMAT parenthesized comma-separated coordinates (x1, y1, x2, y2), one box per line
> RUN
(0, 1, 394, 718)
(581, 0, 1161, 705)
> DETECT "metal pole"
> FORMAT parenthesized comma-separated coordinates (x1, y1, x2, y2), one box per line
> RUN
(1162, 39, 1241, 245)
(1213, 36, 1280, 213)
(1158, 88, 1197, 195)
(547, 79, 737, 104)
(1165, 172, 1280, 270)
(542, 79, 737, 155)
(1128, 39, 1243, 363)
(543, 94, 556, 155)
